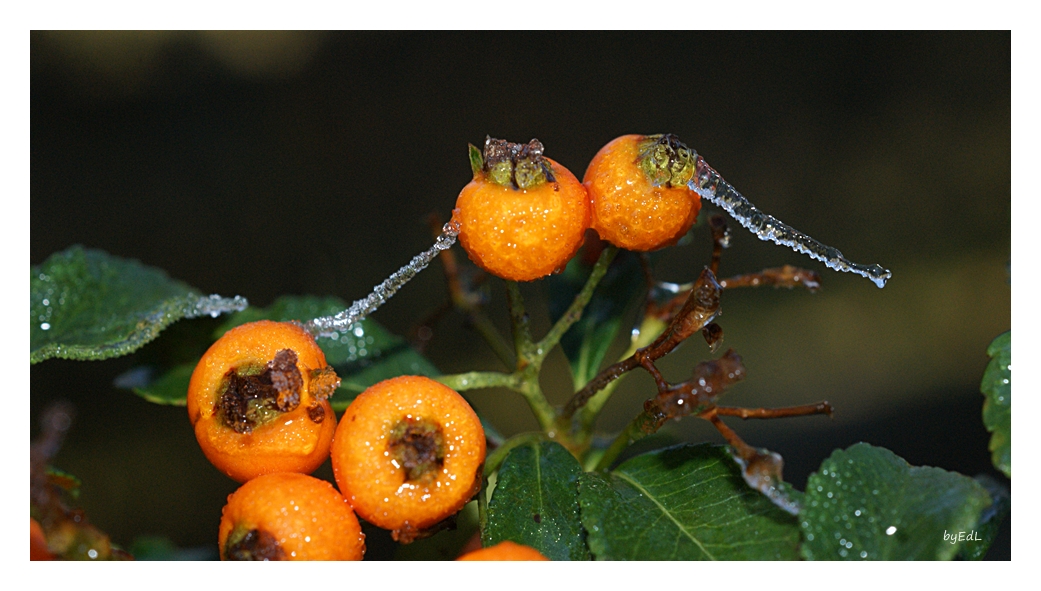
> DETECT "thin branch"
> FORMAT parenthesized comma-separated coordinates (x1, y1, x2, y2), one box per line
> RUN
(562, 267, 722, 420)
(436, 371, 518, 392)
(593, 410, 661, 471)
(718, 265, 821, 292)
(505, 281, 534, 366)
(716, 401, 833, 419)
(535, 246, 618, 363)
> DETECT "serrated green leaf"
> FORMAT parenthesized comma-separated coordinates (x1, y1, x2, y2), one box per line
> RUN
(31, 246, 247, 363)
(484, 440, 590, 560)
(216, 295, 440, 411)
(958, 475, 1009, 560)
(980, 331, 1010, 477)
(578, 444, 800, 560)
(547, 250, 645, 389)
(800, 443, 992, 560)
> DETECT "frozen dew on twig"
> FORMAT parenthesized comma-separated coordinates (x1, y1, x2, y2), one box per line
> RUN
(689, 157, 892, 288)
(304, 222, 460, 338)
(185, 294, 249, 319)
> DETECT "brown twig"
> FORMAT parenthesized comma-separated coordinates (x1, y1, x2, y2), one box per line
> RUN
(716, 401, 833, 419)
(708, 214, 730, 276)
(719, 265, 821, 292)
(562, 267, 722, 420)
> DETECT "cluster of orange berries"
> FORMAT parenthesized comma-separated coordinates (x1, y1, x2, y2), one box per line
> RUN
(185, 134, 692, 560)
(453, 134, 704, 282)
(188, 321, 488, 560)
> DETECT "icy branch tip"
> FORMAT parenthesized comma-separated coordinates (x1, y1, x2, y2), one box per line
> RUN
(188, 294, 249, 318)
(436, 220, 460, 247)
(690, 159, 892, 289)
(304, 222, 459, 338)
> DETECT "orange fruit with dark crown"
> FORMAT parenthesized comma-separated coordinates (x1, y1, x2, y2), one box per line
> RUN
(331, 375, 486, 543)
(453, 137, 591, 281)
(219, 472, 364, 560)
(188, 320, 340, 483)
(584, 134, 702, 251)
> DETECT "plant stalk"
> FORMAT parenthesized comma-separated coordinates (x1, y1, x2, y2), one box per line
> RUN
(534, 246, 618, 365)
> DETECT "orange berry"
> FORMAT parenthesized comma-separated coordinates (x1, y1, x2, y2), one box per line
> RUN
(218, 472, 365, 560)
(457, 540, 550, 561)
(188, 320, 340, 483)
(453, 137, 591, 282)
(30, 518, 54, 561)
(331, 375, 485, 543)
(584, 134, 702, 251)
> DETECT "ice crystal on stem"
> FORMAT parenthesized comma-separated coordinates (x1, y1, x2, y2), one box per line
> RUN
(691, 157, 892, 288)
(305, 222, 460, 337)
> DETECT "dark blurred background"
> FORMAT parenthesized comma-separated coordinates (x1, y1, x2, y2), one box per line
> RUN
(30, 31, 1010, 559)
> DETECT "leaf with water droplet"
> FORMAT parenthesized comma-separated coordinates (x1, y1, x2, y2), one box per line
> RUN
(546, 249, 646, 390)
(484, 439, 590, 560)
(980, 331, 1010, 477)
(956, 474, 1009, 560)
(578, 444, 800, 560)
(30, 246, 247, 363)
(800, 443, 992, 560)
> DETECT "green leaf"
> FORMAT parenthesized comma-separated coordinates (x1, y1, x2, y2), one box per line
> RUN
(216, 295, 440, 411)
(484, 440, 590, 560)
(957, 475, 1009, 561)
(547, 249, 645, 389)
(799, 443, 992, 560)
(112, 316, 238, 405)
(980, 331, 1011, 477)
(31, 246, 247, 363)
(579, 444, 800, 560)
(116, 363, 195, 406)
(468, 143, 484, 177)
